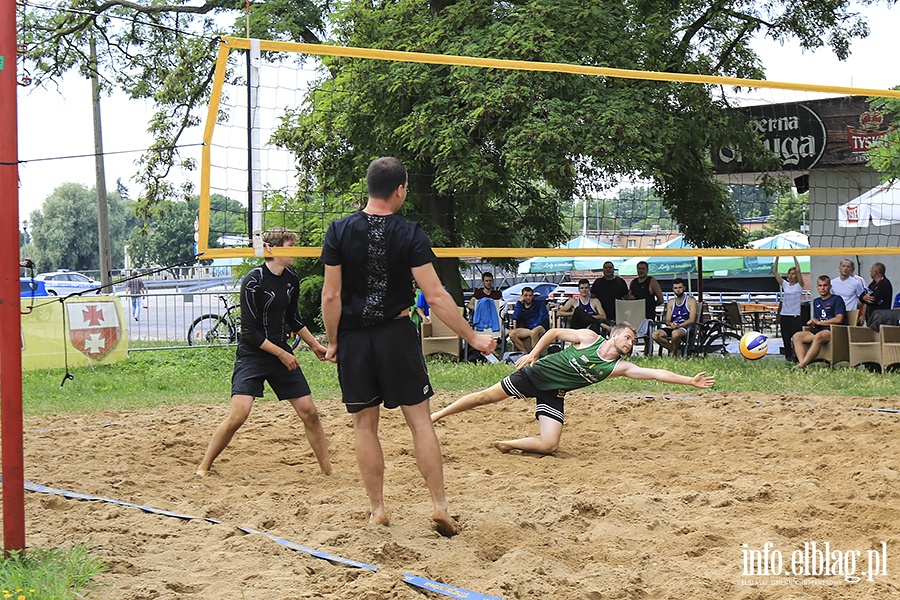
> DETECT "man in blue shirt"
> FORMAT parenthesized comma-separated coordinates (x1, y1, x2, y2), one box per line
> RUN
(509, 287, 550, 353)
(793, 275, 846, 369)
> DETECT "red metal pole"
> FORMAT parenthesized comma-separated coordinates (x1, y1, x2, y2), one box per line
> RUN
(0, 0, 26, 553)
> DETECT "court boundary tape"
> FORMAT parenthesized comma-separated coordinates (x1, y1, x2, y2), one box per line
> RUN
(11, 477, 501, 598)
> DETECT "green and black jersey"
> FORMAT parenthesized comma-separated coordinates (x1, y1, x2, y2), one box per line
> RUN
(523, 336, 620, 391)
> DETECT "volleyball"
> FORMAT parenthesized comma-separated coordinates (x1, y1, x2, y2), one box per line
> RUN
(739, 331, 768, 360)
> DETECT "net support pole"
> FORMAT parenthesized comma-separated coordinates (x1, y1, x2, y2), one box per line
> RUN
(247, 39, 264, 257)
(0, 0, 26, 554)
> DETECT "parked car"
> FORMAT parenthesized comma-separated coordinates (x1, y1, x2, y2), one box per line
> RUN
(20, 277, 48, 297)
(501, 282, 557, 304)
(34, 270, 102, 296)
(547, 282, 581, 303)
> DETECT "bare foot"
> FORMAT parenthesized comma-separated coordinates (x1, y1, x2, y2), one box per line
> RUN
(195, 469, 207, 477)
(432, 508, 458, 537)
(493, 441, 513, 453)
(369, 509, 390, 527)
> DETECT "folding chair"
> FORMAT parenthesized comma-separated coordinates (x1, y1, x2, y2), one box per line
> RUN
(615, 299, 655, 356)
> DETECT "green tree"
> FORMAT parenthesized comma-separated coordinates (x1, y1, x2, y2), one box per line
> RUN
(866, 90, 900, 178)
(19, 0, 329, 211)
(127, 194, 244, 267)
(270, 0, 878, 298)
(29, 183, 130, 272)
(765, 191, 809, 235)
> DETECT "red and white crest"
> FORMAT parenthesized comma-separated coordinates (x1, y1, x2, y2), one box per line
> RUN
(67, 301, 121, 360)
(844, 204, 860, 224)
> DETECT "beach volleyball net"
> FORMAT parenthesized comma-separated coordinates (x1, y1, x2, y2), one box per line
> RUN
(199, 36, 900, 262)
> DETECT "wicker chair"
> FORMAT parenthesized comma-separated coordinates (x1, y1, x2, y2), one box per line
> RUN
(881, 325, 900, 371)
(848, 326, 882, 370)
(422, 307, 463, 360)
(797, 324, 850, 367)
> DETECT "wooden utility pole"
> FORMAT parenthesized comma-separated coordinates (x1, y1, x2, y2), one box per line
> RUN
(90, 36, 112, 290)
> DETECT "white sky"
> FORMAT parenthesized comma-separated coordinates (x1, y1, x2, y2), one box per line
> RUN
(14, 2, 900, 223)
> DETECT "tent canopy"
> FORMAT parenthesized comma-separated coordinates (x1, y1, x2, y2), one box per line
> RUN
(838, 181, 900, 228)
(518, 237, 621, 274)
(617, 233, 810, 277)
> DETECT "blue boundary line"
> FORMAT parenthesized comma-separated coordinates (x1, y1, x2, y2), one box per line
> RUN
(13, 477, 503, 597)
(402, 573, 504, 600)
(237, 526, 377, 570)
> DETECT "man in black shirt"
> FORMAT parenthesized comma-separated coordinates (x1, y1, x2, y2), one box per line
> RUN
(197, 227, 332, 477)
(321, 157, 495, 536)
(590, 261, 628, 322)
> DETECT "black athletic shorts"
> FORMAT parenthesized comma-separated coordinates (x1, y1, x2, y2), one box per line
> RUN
(500, 370, 566, 424)
(231, 343, 311, 400)
(337, 317, 433, 413)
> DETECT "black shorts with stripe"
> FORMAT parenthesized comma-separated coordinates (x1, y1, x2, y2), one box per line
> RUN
(337, 317, 434, 413)
(231, 343, 312, 400)
(500, 370, 567, 424)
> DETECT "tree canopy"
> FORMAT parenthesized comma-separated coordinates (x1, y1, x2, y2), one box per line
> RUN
(271, 0, 882, 266)
(28, 183, 131, 272)
(20, 0, 889, 254)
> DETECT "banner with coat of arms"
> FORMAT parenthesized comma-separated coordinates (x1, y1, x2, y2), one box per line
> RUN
(21, 297, 129, 370)
(66, 300, 122, 359)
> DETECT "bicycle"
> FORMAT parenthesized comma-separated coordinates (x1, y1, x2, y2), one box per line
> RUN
(187, 295, 301, 349)
(685, 319, 741, 357)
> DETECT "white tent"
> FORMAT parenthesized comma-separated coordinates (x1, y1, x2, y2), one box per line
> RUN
(838, 182, 900, 227)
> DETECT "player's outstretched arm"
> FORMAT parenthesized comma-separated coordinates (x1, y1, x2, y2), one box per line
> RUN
(613, 362, 715, 388)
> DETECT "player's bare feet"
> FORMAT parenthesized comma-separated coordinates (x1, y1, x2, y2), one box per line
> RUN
(493, 441, 513, 453)
(369, 509, 390, 527)
(432, 508, 458, 537)
(195, 469, 207, 477)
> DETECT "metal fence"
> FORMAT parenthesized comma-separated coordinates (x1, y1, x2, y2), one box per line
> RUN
(125, 288, 240, 351)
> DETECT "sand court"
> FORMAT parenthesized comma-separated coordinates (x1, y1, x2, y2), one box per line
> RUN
(15, 390, 900, 598)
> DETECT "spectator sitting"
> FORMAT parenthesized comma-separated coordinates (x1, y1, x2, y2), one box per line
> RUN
(651, 278, 698, 357)
(467, 271, 502, 312)
(557, 278, 608, 334)
(509, 287, 550, 353)
(793, 275, 846, 369)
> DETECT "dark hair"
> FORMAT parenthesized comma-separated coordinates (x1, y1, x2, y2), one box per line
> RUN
(603, 261, 614, 269)
(578, 278, 590, 286)
(366, 157, 407, 200)
(637, 260, 649, 269)
(522, 286, 534, 294)
(817, 274, 831, 284)
(873, 262, 886, 276)
(481, 272, 494, 280)
(672, 277, 685, 287)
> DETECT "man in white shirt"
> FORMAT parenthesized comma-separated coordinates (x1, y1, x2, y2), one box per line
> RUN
(831, 259, 865, 324)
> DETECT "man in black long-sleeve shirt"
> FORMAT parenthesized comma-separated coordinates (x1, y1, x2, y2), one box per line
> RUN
(196, 227, 332, 477)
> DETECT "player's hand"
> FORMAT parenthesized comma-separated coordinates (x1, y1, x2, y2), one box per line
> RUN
(324, 343, 339, 363)
(691, 371, 715, 388)
(469, 333, 496, 355)
(515, 352, 538, 370)
(312, 342, 328, 361)
(279, 351, 299, 371)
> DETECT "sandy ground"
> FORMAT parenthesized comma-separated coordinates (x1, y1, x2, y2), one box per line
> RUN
(13, 389, 900, 599)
